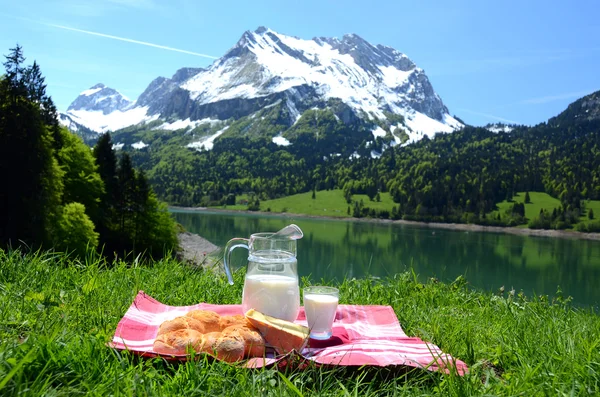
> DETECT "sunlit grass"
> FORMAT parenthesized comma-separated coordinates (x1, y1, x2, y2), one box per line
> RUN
(255, 189, 395, 217)
(491, 191, 561, 227)
(1, 249, 598, 395)
(582, 199, 600, 224)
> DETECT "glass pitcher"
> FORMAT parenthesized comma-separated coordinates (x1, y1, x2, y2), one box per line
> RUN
(224, 227, 302, 322)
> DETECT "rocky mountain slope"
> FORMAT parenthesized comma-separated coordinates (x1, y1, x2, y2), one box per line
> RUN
(60, 27, 461, 149)
(548, 90, 600, 127)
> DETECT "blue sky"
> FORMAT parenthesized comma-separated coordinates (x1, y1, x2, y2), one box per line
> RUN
(1, 0, 599, 126)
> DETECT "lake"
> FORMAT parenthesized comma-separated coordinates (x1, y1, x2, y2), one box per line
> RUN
(171, 209, 600, 308)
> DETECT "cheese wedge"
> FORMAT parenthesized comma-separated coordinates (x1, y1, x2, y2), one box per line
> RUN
(245, 309, 309, 354)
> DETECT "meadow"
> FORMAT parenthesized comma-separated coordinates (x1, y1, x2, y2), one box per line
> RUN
(227, 190, 600, 231)
(1, 249, 599, 396)
(229, 190, 396, 217)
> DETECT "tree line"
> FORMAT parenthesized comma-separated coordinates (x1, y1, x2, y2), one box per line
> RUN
(118, 95, 599, 231)
(0, 45, 177, 259)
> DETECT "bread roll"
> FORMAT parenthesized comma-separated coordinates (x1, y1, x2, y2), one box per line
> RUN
(157, 316, 206, 336)
(153, 329, 204, 355)
(197, 331, 221, 355)
(213, 335, 245, 362)
(154, 310, 272, 361)
(218, 314, 248, 330)
(221, 325, 266, 357)
(185, 310, 221, 333)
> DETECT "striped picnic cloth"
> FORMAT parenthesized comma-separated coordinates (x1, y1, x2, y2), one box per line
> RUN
(109, 291, 467, 375)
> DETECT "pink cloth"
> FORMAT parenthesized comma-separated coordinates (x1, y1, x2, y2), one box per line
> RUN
(109, 291, 468, 375)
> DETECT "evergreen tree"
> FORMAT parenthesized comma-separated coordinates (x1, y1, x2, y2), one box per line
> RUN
(525, 191, 531, 204)
(93, 133, 119, 249)
(93, 133, 118, 199)
(0, 46, 63, 247)
(590, 208, 595, 220)
(117, 153, 136, 234)
(91, 133, 177, 259)
(2, 44, 26, 96)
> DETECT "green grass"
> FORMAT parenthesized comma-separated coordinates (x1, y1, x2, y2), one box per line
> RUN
(253, 189, 395, 217)
(582, 199, 600, 224)
(1, 249, 599, 395)
(494, 192, 562, 221)
(493, 192, 600, 229)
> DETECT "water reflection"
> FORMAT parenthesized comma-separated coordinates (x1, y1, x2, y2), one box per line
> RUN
(171, 210, 600, 307)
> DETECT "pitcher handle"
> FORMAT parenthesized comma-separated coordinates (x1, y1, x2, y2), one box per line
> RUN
(223, 238, 249, 285)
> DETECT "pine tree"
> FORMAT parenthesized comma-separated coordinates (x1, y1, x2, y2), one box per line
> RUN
(2, 44, 26, 96)
(590, 208, 595, 220)
(23, 61, 46, 102)
(92, 134, 117, 235)
(131, 171, 150, 254)
(525, 191, 531, 204)
(116, 153, 136, 237)
(0, 46, 64, 248)
(93, 133, 118, 198)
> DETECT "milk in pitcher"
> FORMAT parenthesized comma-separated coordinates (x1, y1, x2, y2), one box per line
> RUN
(242, 252, 300, 322)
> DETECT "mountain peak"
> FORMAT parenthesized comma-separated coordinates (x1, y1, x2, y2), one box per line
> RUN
(67, 83, 133, 115)
(548, 90, 600, 126)
(63, 27, 462, 140)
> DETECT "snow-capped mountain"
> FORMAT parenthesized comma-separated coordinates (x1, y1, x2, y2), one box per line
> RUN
(61, 83, 158, 134)
(68, 83, 132, 114)
(60, 27, 461, 144)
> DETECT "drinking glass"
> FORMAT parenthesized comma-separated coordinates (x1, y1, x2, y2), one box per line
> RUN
(303, 286, 339, 340)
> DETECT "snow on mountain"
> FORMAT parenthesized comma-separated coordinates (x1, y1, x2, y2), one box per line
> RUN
(181, 27, 459, 135)
(61, 83, 159, 133)
(156, 117, 220, 131)
(186, 125, 230, 151)
(61, 27, 461, 143)
(485, 123, 514, 133)
(272, 135, 291, 146)
(68, 83, 133, 114)
(66, 106, 158, 134)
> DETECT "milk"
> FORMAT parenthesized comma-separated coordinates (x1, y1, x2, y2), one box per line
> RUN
(242, 274, 300, 322)
(304, 293, 339, 337)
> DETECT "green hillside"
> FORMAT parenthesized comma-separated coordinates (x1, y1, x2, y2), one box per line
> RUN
(492, 192, 562, 224)
(256, 189, 395, 217)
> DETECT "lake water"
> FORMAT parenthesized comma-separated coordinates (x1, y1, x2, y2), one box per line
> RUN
(172, 209, 600, 308)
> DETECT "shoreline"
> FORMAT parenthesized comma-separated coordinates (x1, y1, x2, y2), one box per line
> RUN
(169, 206, 600, 242)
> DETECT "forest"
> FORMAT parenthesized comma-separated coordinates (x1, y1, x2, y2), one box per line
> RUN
(117, 97, 600, 232)
(0, 45, 178, 259)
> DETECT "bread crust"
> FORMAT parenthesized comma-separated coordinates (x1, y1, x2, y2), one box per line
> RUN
(218, 314, 248, 330)
(153, 328, 204, 355)
(185, 310, 221, 333)
(197, 331, 221, 355)
(157, 316, 206, 336)
(154, 311, 269, 361)
(221, 325, 266, 357)
(213, 336, 245, 362)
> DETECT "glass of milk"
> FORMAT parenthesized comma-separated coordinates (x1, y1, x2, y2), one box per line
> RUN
(303, 286, 339, 340)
